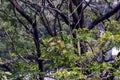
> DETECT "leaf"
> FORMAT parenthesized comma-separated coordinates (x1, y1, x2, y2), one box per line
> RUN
(0, 58, 2, 64)
(4, 72, 12, 75)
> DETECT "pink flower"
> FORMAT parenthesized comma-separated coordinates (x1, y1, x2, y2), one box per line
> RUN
(62, 50, 67, 54)
(50, 41, 56, 46)
(57, 40, 62, 43)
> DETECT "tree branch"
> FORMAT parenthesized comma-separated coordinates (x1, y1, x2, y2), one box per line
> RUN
(89, 3, 120, 30)
(8, 0, 33, 25)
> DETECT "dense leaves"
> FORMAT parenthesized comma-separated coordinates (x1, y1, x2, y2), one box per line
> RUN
(0, 0, 120, 80)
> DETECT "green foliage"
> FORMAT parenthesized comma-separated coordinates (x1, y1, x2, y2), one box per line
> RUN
(41, 34, 77, 69)
(51, 68, 86, 80)
(41, 27, 120, 79)
(0, 0, 120, 80)
(0, 71, 12, 80)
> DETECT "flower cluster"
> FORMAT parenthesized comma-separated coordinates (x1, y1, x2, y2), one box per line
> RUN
(49, 40, 62, 46)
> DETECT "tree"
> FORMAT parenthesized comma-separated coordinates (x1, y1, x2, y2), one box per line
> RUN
(0, 0, 120, 79)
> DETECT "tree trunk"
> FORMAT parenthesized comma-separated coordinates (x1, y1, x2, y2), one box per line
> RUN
(8, 0, 44, 79)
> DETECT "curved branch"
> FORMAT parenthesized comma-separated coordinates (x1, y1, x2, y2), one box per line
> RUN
(8, 0, 33, 25)
(88, 3, 120, 30)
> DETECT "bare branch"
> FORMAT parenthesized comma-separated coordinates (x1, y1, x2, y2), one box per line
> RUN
(89, 3, 120, 30)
